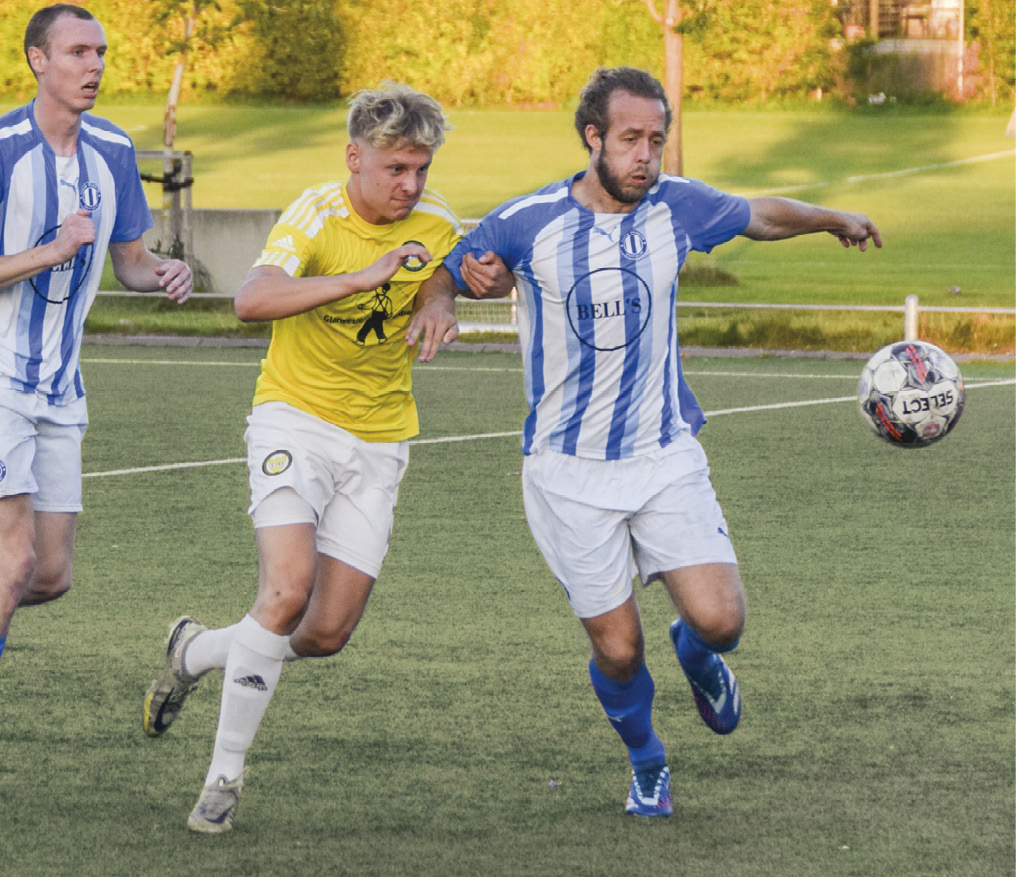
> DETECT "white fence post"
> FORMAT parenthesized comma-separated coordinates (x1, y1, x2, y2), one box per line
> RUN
(904, 294, 920, 340)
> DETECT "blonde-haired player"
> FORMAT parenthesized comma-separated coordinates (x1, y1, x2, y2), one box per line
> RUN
(142, 82, 504, 833)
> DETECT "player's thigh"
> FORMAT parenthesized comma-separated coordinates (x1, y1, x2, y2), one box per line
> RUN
(290, 556, 375, 656)
(22, 511, 78, 600)
(0, 494, 35, 601)
(522, 453, 636, 619)
(251, 520, 319, 632)
(659, 563, 746, 647)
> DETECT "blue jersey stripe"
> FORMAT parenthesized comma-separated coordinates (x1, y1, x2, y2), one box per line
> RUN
(520, 269, 543, 456)
(559, 208, 597, 455)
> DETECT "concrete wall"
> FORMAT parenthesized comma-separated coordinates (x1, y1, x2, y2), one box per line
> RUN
(145, 208, 281, 295)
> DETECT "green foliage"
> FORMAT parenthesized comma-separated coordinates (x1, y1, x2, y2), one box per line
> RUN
(231, 0, 344, 102)
(335, 0, 663, 105)
(0, 0, 1010, 104)
(844, 38, 936, 103)
(966, 0, 1016, 103)
(679, 0, 841, 100)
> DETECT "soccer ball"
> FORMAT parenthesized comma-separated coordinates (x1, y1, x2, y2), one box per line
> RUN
(857, 340, 964, 446)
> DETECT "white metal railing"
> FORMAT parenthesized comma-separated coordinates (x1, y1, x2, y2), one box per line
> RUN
(456, 295, 1015, 336)
(94, 287, 1013, 341)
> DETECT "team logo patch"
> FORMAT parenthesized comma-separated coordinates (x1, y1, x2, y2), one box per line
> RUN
(401, 240, 426, 272)
(262, 450, 292, 476)
(79, 182, 101, 211)
(565, 267, 653, 352)
(0, 459, 6, 483)
(619, 230, 647, 259)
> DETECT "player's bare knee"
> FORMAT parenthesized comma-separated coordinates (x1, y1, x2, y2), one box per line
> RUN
(592, 639, 643, 681)
(18, 558, 72, 606)
(253, 585, 312, 630)
(3, 543, 38, 596)
(293, 627, 352, 658)
(690, 610, 744, 651)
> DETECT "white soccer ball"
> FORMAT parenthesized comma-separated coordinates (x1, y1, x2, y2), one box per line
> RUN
(857, 340, 965, 446)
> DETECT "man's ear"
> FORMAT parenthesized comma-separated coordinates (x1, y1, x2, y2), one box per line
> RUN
(27, 46, 46, 78)
(346, 141, 360, 173)
(584, 124, 602, 154)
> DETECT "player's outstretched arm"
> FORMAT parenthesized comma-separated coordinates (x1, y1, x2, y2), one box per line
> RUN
(109, 237, 193, 302)
(235, 242, 431, 322)
(0, 210, 96, 288)
(407, 264, 460, 363)
(743, 197, 882, 252)
(461, 251, 514, 299)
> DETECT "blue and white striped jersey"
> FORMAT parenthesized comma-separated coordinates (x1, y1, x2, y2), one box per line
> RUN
(444, 172, 750, 460)
(0, 102, 152, 405)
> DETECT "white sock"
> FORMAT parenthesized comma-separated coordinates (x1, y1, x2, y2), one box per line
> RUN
(186, 624, 301, 678)
(204, 615, 289, 786)
(182, 624, 238, 678)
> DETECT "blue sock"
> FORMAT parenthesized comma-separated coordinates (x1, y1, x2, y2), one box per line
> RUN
(676, 621, 738, 678)
(589, 660, 666, 767)
(0, 632, 6, 661)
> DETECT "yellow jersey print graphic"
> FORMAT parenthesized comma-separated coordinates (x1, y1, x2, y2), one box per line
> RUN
(356, 285, 394, 344)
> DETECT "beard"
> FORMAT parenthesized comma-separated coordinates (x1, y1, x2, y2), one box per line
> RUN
(594, 148, 656, 205)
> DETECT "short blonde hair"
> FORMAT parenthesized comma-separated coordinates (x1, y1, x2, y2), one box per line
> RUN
(347, 82, 450, 151)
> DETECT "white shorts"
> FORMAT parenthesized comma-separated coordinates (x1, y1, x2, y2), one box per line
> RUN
(522, 432, 737, 619)
(245, 402, 409, 578)
(0, 387, 88, 512)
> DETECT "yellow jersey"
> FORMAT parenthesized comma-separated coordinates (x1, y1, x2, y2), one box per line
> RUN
(251, 182, 461, 441)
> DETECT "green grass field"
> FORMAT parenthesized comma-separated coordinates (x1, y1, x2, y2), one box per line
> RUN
(0, 344, 1012, 876)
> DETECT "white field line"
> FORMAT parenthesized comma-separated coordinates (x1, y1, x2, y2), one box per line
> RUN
(74, 359, 963, 381)
(82, 358, 261, 367)
(82, 379, 1014, 479)
(749, 150, 1016, 196)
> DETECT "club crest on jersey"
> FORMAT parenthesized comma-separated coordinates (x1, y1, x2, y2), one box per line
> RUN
(262, 450, 292, 476)
(79, 182, 101, 211)
(619, 230, 647, 259)
(0, 459, 6, 483)
(565, 267, 653, 352)
(401, 240, 426, 272)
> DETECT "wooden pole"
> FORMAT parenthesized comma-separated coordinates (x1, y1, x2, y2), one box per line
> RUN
(645, 0, 683, 176)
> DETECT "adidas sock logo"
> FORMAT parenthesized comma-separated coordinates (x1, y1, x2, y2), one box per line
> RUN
(233, 674, 268, 692)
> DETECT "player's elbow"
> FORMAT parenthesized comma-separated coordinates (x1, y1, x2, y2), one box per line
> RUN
(233, 289, 266, 322)
(233, 296, 256, 322)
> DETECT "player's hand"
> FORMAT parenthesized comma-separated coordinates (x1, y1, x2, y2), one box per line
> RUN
(834, 213, 882, 252)
(156, 259, 193, 303)
(357, 242, 433, 292)
(49, 210, 95, 264)
(406, 295, 458, 362)
(461, 251, 514, 299)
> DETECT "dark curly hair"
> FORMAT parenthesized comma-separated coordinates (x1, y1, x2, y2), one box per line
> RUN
(574, 67, 672, 153)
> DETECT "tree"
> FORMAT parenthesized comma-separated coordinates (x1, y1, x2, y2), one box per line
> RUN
(149, 0, 233, 253)
(644, 0, 684, 175)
